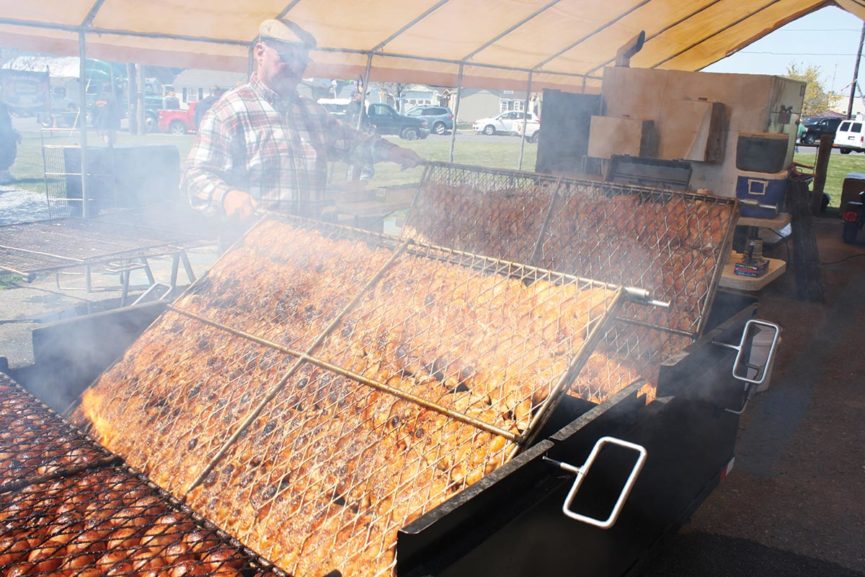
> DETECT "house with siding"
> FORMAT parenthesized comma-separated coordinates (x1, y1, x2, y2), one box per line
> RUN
(457, 89, 535, 122)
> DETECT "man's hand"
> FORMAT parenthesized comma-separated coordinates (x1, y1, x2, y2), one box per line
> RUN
(223, 190, 258, 220)
(388, 147, 423, 170)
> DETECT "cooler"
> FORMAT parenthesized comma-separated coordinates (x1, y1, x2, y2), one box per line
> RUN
(840, 172, 865, 211)
(736, 169, 787, 218)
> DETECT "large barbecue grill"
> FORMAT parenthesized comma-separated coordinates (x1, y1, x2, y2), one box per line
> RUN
(0, 163, 779, 577)
(73, 216, 663, 576)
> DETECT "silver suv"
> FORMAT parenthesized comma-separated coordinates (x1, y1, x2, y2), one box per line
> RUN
(406, 105, 454, 135)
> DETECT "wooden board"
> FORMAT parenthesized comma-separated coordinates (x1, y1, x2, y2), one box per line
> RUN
(658, 99, 726, 162)
(588, 116, 654, 159)
(719, 251, 786, 291)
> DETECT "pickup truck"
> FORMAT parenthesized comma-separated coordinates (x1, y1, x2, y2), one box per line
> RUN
(364, 103, 429, 140)
(157, 102, 198, 134)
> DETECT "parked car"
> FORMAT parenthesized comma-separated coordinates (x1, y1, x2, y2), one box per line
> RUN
(800, 116, 842, 145)
(514, 117, 540, 143)
(157, 102, 198, 134)
(834, 119, 865, 154)
(365, 103, 429, 140)
(473, 110, 535, 136)
(317, 97, 354, 119)
(406, 105, 454, 135)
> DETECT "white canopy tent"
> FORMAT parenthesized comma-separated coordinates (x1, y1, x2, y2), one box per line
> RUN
(2, 0, 864, 92)
(2, 0, 863, 214)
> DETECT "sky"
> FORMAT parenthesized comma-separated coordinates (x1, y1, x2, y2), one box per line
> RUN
(705, 5, 864, 97)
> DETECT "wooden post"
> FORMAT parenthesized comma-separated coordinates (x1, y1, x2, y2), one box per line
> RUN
(811, 134, 833, 213)
(788, 176, 824, 302)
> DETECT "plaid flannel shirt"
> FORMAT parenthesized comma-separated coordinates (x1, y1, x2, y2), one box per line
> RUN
(184, 79, 391, 215)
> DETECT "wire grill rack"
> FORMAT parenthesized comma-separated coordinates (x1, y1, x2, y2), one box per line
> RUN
(0, 374, 286, 577)
(402, 167, 558, 263)
(0, 467, 285, 576)
(0, 217, 196, 278)
(406, 162, 738, 338)
(76, 312, 298, 496)
(0, 373, 115, 492)
(77, 215, 652, 576)
(539, 178, 737, 336)
(404, 163, 737, 401)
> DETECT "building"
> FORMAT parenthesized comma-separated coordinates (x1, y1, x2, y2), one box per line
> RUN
(171, 69, 247, 105)
(398, 84, 437, 111)
(457, 89, 534, 122)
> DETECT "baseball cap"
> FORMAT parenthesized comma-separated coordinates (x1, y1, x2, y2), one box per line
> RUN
(258, 19, 317, 49)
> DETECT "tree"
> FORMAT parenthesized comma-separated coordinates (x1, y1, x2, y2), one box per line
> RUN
(785, 63, 839, 116)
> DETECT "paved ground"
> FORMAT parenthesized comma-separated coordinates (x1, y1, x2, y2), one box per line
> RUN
(643, 215, 865, 576)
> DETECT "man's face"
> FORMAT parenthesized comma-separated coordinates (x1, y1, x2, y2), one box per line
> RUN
(255, 40, 309, 95)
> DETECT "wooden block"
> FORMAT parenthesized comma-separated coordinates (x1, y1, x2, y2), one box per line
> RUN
(588, 116, 655, 159)
(658, 99, 726, 162)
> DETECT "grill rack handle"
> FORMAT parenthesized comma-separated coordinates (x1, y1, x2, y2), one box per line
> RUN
(713, 319, 782, 415)
(545, 436, 648, 529)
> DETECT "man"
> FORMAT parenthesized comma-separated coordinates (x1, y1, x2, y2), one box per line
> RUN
(183, 19, 421, 223)
(93, 87, 121, 147)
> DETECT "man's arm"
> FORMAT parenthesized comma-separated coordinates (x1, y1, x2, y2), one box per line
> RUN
(306, 101, 422, 170)
(183, 107, 254, 218)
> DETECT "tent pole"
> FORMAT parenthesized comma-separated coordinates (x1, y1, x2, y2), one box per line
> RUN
(449, 63, 464, 164)
(78, 30, 89, 219)
(357, 53, 374, 131)
(518, 71, 533, 170)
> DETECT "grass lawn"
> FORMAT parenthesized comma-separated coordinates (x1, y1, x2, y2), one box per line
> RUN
(9, 121, 862, 208)
(10, 124, 536, 195)
(793, 149, 865, 207)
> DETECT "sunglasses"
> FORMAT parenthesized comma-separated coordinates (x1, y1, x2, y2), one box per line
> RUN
(264, 41, 310, 67)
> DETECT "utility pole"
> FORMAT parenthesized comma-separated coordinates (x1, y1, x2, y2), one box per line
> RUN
(847, 20, 865, 119)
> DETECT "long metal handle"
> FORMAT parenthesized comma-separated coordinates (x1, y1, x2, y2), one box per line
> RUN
(547, 436, 647, 529)
(713, 319, 781, 385)
(712, 319, 781, 414)
(738, 198, 779, 212)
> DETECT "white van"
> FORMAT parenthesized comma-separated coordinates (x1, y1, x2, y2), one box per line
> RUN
(833, 119, 865, 154)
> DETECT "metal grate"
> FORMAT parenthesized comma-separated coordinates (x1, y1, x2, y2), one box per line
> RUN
(77, 216, 646, 576)
(403, 165, 557, 263)
(408, 162, 737, 337)
(405, 163, 737, 398)
(314, 240, 620, 439)
(0, 465, 285, 576)
(74, 311, 298, 496)
(0, 373, 115, 492)
(539, 179, 737, 336)
(175, 219, 398, 351)
(0, 217, 202, 278)
(186, 362, 515, 577)
(577, 321, 692, 403)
